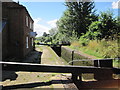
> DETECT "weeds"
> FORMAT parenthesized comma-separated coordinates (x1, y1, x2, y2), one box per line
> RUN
(70, 39, 119, 67)
(71, 39, 119, 59)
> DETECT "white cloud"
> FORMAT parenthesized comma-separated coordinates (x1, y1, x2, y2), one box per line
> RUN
(33, 18, 58, 37)
(47, 19, 58, 28)
(34, 18, 42, 24)
(34, 18, 49, 37)
(112, 0, 120, 9)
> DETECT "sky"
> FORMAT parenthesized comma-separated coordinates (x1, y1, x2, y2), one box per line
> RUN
(13, 0, 120, 37)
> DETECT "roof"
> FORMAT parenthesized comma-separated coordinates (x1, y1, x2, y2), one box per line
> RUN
(2, 2, 33, 22)
(3, 2, 24, 8)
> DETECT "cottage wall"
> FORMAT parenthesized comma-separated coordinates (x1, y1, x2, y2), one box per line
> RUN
(2, 2, 34, 61)
(2, 4, 9, 59)
(2, 23, 8, 59)
(22, 9, 34, 57)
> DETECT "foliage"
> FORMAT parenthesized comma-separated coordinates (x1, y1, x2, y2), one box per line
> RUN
(99, 40, 119, 58)
(87, 21, 102, 40)
(65, 1, 97, 37)
(43, 32, 48, 37)
(98, 10, 119, 39)
(35, 2, 120, 60)
(84, 10, 120, 40)
(57, 0, 97, 38)
(70, 39, 120, 58)
(79, 33, 90, 46)
(49, 27, 58, 36)
(57, 10, 74, 37)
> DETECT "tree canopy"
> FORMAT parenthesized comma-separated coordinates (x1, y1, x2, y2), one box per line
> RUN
(36, 1, 119, 45)
(57, 0, 97, 38)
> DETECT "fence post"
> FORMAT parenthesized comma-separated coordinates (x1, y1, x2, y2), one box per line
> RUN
(94, 59, 113, 80)
(94, 59, 113, 68)
(71, 73, 82, 82)
(71, 73, 77, 82)
(71, 51, 74, 65)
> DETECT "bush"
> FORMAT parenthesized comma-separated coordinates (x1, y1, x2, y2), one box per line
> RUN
(79, 34, 89, 46)
(100, 40, 119, 58)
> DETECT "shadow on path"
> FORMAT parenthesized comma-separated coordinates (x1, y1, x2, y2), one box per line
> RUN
(22, 50, 43, 64)
(2, 50, 43, 82)
(3, 78, 120, 89)
(2, 71, 18, 81)
(2, 80, 72, 89)
(74, 79, 120, 89)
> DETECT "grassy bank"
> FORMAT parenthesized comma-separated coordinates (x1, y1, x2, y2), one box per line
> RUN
(70, 40, 119, 58)
(69, 39, 119, 67)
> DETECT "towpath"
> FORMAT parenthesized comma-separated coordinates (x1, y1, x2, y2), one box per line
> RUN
(1, 46, 78, 89)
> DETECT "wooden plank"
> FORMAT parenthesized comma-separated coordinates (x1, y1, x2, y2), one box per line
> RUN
(0, 61, 115, 74)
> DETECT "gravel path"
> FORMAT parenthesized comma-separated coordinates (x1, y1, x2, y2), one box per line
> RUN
(41, 46, 67, 65)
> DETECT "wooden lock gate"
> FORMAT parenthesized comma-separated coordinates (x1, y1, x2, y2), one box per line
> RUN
(0, 58, 120, 82)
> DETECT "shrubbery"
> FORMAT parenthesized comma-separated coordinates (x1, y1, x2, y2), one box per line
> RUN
(70, 39, 119, 58)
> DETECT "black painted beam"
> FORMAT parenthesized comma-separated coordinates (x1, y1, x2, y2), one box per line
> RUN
(1, 61, 119, 74)
(36, 42, 70, 46)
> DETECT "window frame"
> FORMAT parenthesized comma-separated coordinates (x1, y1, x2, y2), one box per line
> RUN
(26, 36, 29, 48)
(26, 16, 28, 27)
(32, 38, 34, 46)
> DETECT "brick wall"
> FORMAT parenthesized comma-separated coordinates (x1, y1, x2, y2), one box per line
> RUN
(2, 21, 8, 59)
(23, 9, 34, 57)
(2, 2, 34, 61)
(2, 4, 9, 59)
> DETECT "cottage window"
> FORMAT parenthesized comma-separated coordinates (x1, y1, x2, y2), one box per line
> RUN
(26, 36, 29, 48)
(32, 23, 34, 30)
(30, 21, 33, 30)
(32, 38, 34, 46)
(26, 16, 28, 27)
(30, 21, 32, 29)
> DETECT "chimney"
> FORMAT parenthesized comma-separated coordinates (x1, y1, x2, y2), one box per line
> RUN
(17, 0, 19, 4)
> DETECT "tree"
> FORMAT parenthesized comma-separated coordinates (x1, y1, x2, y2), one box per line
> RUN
(86, 10, 120, 40)
(98, 10, 118, 39)
(49, 27, 58, 36)
(88, 21, 101, 40)
(43, 32, 48, 37)
(57, 0, 97, 38)
(57, 10, 74, 37)
(115, 16, 120, 39)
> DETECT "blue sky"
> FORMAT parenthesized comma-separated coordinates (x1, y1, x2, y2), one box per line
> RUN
(13, 0, 120, 37)
(21, 2, 66, 20)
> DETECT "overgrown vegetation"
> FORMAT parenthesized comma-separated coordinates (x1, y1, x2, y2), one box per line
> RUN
(36, 0, 120, 59)
(70, 39, 119, 58)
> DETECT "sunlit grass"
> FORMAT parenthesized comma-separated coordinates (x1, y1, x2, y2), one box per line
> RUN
(69, 39, 119, 67)
(71, 39, 119, 58)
